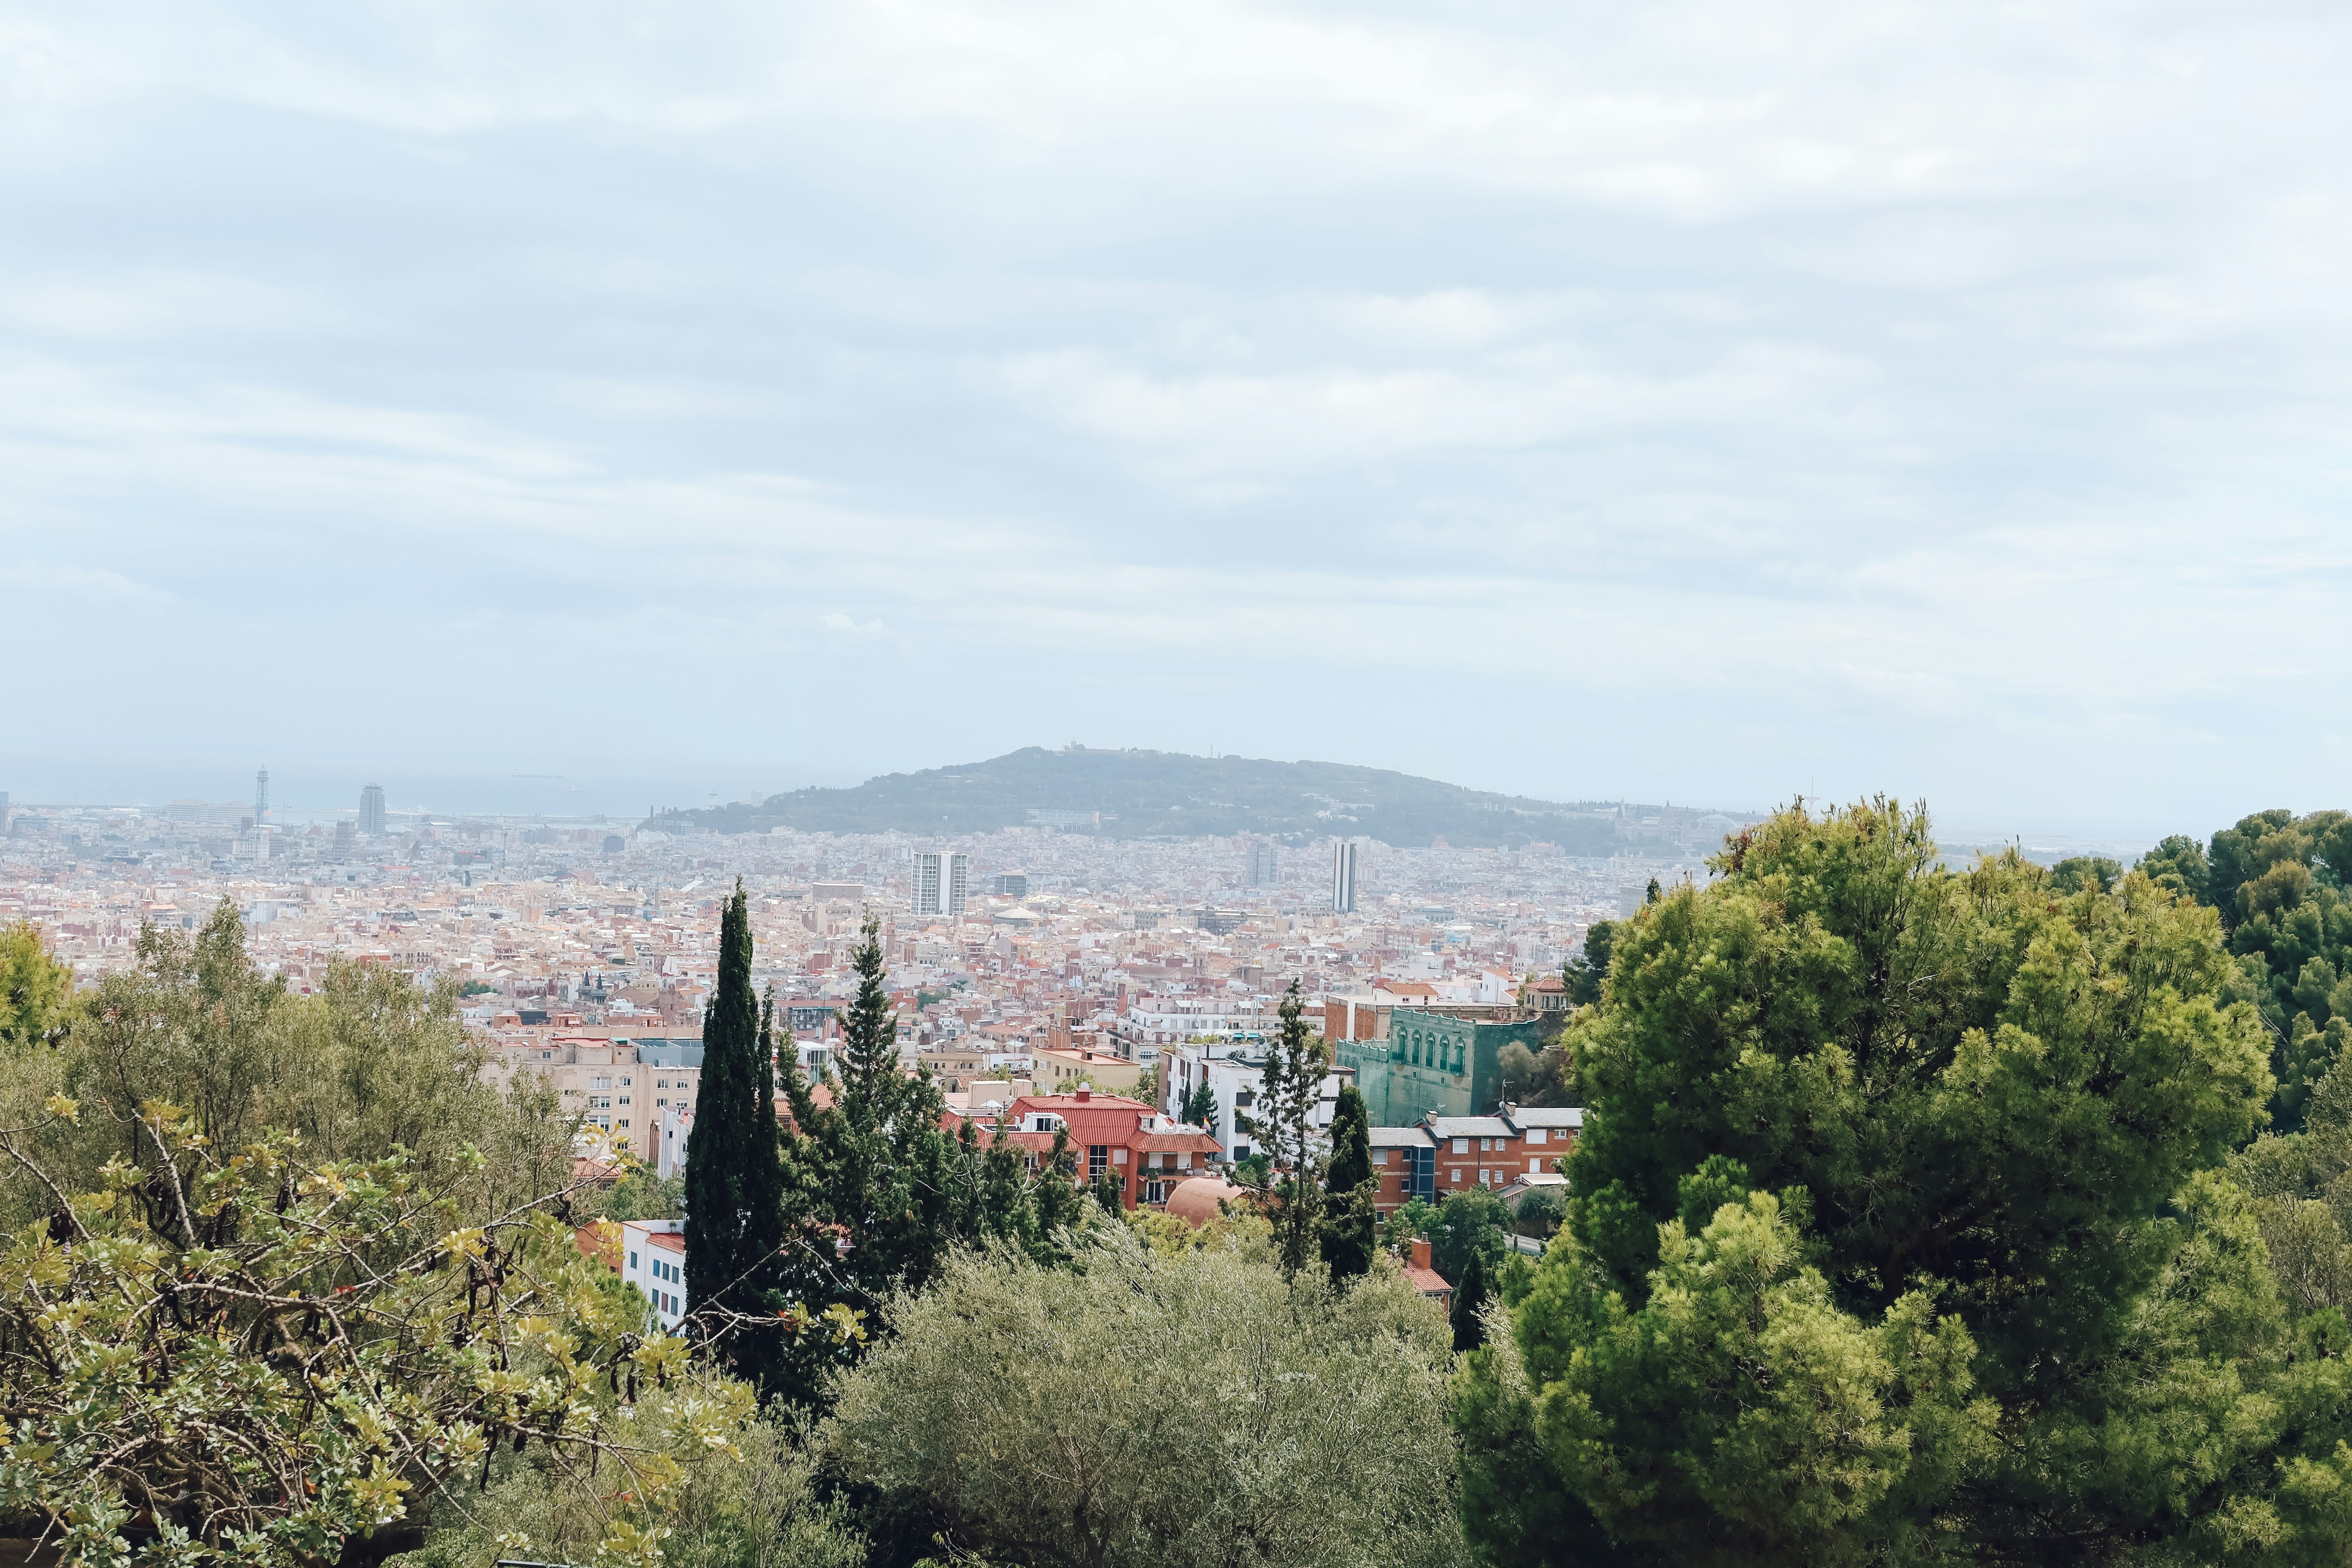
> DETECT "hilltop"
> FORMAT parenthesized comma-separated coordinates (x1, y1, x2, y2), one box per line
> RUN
(655, 747, 1703, 851)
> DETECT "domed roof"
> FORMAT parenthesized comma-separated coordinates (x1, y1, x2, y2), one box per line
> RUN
(1163, 1176, 1249, 1226)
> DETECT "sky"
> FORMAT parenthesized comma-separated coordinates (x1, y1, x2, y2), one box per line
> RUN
(4, 0, 2349, 838)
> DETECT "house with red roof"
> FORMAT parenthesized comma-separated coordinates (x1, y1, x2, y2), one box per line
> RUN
(942, 1089, 1222, 1211)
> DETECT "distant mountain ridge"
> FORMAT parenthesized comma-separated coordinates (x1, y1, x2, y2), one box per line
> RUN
(658, 746, 1716, 851)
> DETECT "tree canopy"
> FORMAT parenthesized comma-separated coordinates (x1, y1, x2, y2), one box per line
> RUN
(828, 1227, 1466, 1568)
(2166, 809, 2352, 1130)
(1460, 799, 2331, 1565)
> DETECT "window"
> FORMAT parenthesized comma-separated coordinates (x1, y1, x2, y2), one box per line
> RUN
(1088, 1145, 1109, 1178)
(1145, 1179, 1169, 1204)
(1374, 1149, 1390, 1166)
(1530, 1159, 1544, 1173)
(593, 1077, 611, 1090)
(656, 1098, 667, 1107)
(1528, 1129, 1546, 1145)
(658, 1079, 670, 1089)
(628, 1251, 638, 1268)
(1452, 1138, 1467, 1154)
(620, 1076, 631, 1086)
(1452, 1169, 1463, 1183)
(619, 1095, 631, 1105)
(590, 1096, 612, 1109)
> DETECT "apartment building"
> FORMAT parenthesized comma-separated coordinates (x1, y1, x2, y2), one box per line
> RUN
(619, 1219, 687, 1332)
(1033, 1046, 1145, 1096)
(1365, 1106, 1582, 1214)
(941, 1090, 1221, 1210)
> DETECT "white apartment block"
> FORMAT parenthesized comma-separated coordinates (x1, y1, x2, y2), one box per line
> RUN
(619, 1219, 687, 1332)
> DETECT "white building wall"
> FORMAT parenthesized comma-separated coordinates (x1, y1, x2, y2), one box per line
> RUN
(619, 1219, 688, 1332)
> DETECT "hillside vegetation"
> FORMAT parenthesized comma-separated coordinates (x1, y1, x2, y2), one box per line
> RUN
(660, 746, 1690, 851)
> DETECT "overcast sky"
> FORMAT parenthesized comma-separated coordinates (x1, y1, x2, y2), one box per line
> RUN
(5, 1, 2349, 836)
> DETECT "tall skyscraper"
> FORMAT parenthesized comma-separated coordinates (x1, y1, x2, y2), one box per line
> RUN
(1331, 840, 1357, 913)
(254, 769, 270, 825)
(913, 850, 970, 917)
(358, 783, 386, 836)
(1246, 839, 1278, 886)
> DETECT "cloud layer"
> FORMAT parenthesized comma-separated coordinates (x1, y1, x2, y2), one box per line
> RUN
(5, 0, 2350, 830)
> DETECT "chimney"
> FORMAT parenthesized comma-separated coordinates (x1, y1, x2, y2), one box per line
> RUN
(1075, 1088, 1090, 1102)
(1411, 1237, 1433, 1271)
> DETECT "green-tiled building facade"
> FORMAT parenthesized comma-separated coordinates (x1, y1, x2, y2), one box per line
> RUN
(1334, 1007, 1544, 1127)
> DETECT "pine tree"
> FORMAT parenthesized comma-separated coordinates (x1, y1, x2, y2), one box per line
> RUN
(681, 882, 786, 1383)
(771, 914, 963, 1406)
(1320, 1082, 1377, 1283)
(1239, 980, 1332, 1280)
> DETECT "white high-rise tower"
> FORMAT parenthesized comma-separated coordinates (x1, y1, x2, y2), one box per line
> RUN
(913, 851, 969, 917)
(1331, 840, 1357, 913)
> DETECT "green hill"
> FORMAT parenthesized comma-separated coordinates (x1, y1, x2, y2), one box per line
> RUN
(657, 747, 1676, 851)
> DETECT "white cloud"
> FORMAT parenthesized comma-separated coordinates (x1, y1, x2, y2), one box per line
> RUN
(4, 0, 2352, 826)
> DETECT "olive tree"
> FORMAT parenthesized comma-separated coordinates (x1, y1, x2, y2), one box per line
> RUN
(827, 1229, 1465, 1568)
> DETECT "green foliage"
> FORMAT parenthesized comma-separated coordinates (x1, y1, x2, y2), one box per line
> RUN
(1429, 1186, 1509, 1289)
(0, 920, 76, 1053)
(683, 885, 790, 1390)
(403, 1396, 863, 1568)
(2139, 833, 2213, 903)
(1178, 1079, 1216, 1128)
(7, 901, 570, 1236)
(1382, 1195, 1438, 1254)
(1510, 1186, 1563, 1239)
(1449, 1245, 1490, 1352)
(2049, 853, 2123, 894)
(1320, 1083, 1376, 1283)
(0, 900, 861, 1568)
(598, 1164, 686, 1222)
(826, 1226, 1466, 1568)
(773, 916, 1096, 1410)
(0, 1098, 723, 1568)
(455, 980, 497, 998)
(1233, 981, 1331, 1279)
(1467, 798, 2288, 1563)
(1560, 920, 1614, 1010)
(2163, 810, 2352, 1130)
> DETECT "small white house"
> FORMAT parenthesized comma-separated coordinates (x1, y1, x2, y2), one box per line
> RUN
(619, 1218, 687, 1332)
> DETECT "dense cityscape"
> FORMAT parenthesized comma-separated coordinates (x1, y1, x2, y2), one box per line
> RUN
(0, 769, 1720, 1176)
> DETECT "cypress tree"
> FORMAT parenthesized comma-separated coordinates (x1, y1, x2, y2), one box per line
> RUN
(1449, 1243, 1489, 1353)
(681, 882, 785, 1380)
(1320, 1082, 1377, 1283)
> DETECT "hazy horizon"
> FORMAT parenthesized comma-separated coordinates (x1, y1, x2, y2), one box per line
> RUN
(0, 747, 2205, 856)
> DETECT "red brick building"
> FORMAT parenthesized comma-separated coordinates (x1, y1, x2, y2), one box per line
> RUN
(941, 1090, 1224, 1211)
(1363, 1105, 1582, 1215)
